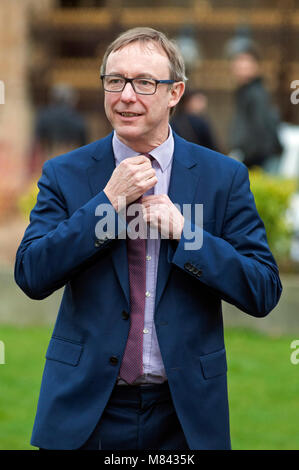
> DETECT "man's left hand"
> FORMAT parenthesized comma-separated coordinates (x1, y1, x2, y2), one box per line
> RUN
(141, 194, 184, 240)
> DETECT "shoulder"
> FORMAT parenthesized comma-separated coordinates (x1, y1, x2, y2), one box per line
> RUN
(245, 79, 269, 102)
(173, 131, 245, 176)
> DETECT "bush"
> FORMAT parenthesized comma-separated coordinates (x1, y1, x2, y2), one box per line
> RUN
(17, 181, 38, 221)
(0, 154, 20, 221)
(249, 168, 297, 262)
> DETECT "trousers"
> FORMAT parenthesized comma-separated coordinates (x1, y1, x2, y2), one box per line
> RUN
(79, 381, 189, 450)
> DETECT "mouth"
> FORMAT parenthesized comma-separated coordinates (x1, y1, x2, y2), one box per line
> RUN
(117, 111, 143, 118)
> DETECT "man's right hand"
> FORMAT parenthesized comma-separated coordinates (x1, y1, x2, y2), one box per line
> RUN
(104, 155, 157, 212)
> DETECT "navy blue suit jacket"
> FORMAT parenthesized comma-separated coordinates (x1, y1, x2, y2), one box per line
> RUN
(15, 132, 282, 450)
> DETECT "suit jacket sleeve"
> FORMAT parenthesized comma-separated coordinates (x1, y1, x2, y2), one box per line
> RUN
(171, 163, 282, 317)
(14, 159, 120, 300)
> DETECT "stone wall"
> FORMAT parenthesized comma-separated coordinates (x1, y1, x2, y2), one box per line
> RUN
(0, 0, 54, 213)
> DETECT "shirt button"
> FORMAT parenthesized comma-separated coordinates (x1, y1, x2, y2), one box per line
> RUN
(145, 291, 151, 297)
(146, 255, 151, 261)
(143, 328, 149, 334)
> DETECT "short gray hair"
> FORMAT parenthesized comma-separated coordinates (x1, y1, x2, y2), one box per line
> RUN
(100, 27, 187, 83)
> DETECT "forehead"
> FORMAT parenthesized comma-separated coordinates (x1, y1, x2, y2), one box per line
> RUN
(233, 53, 256, 64)
(106, 41, 170, 77)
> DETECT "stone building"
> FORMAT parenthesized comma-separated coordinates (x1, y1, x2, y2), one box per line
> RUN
(0, 0, 298, 214)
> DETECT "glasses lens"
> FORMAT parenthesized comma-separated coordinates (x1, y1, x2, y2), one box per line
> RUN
(102, 76, 157, 94)
(103, 76, 125, 91)
(133, 78, 156, 94)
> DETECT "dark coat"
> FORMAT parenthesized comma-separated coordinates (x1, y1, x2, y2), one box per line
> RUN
(171, 113, 218, 151)
(230, 77, 283, 168)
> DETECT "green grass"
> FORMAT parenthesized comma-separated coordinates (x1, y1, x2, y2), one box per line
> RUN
(0, 325, 298, 450)
(0, 325, 52, 450)
(225, 328, 299, 450)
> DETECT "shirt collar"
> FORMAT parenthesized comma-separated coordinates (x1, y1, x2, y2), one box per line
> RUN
(112, 125, 174, 173)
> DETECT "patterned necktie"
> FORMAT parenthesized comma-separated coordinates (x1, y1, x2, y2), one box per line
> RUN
(119, 154, 154, 384)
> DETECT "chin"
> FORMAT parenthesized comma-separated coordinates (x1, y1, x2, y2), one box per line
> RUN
(115, 126, 145, 144)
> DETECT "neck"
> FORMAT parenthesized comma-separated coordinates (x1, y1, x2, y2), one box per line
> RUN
(115, 126, 170, 154)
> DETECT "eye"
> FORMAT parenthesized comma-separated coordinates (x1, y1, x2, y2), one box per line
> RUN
(108, 77, 122, 84)
(136, 79, 154, 86)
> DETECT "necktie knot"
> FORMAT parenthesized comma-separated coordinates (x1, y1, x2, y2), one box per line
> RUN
(143, 152, 154, 164)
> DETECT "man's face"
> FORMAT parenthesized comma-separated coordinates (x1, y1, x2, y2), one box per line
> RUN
(231, 52, 259, 86)
(103, 41, 183, 150)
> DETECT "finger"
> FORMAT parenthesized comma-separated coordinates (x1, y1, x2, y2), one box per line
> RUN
(142, 168, 156, 180)
(125, 161, 152, 178)
(135, 167, 155, 180)
(120, 156, 149, 172)
(138, 160, 154, 172)
(142, 175, 158, 193)
(141, 195, 157, 202)
(143, 206, 158, 222)
(142, 194, 168, 201)
(142, 196, 165, 206)
(127, 155, 150, 165)
(141, 198, 157, 207)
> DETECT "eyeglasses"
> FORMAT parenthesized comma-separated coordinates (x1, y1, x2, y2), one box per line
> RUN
(101, 74, 176, 95)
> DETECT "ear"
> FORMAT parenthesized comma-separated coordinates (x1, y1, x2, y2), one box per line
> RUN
(168, 81, 185, 111)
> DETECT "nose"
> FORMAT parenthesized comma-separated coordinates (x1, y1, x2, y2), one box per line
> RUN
(120, 81, 137, 102)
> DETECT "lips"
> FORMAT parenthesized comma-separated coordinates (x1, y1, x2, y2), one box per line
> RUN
(117, 111, 142, 117)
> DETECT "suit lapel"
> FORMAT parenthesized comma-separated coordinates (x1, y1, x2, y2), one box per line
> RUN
(85, 132, 200, 312)
(155, 134, 200, 311)
(86, 133, 130, 309)
(86, 134, 115, 195)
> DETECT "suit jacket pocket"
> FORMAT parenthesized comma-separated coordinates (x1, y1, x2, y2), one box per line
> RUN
(45, 337, 83, 366)
(199, 347, 227, 379)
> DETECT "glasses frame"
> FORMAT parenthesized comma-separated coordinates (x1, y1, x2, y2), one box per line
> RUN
(100, 74, 176, 95)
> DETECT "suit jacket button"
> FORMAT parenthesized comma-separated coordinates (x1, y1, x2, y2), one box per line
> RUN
(196, 269, 203, 277)
(122, 310, 129, 320)
(109, 356, 118, 365)
(184, 262, 192, 270)
(95, 239, 103, 247)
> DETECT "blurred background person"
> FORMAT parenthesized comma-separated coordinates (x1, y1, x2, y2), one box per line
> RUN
(171, 88, 219, 151)
(228, 41, 283, 172)
(28, 83, 88, 178)
(175, 25, 202, 78)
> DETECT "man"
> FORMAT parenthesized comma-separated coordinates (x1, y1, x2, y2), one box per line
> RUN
(29, 84, 88, 178)
(171, 88, 218, 151)
(229, 43, 283, 171)
(15, 27, 282, 450)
